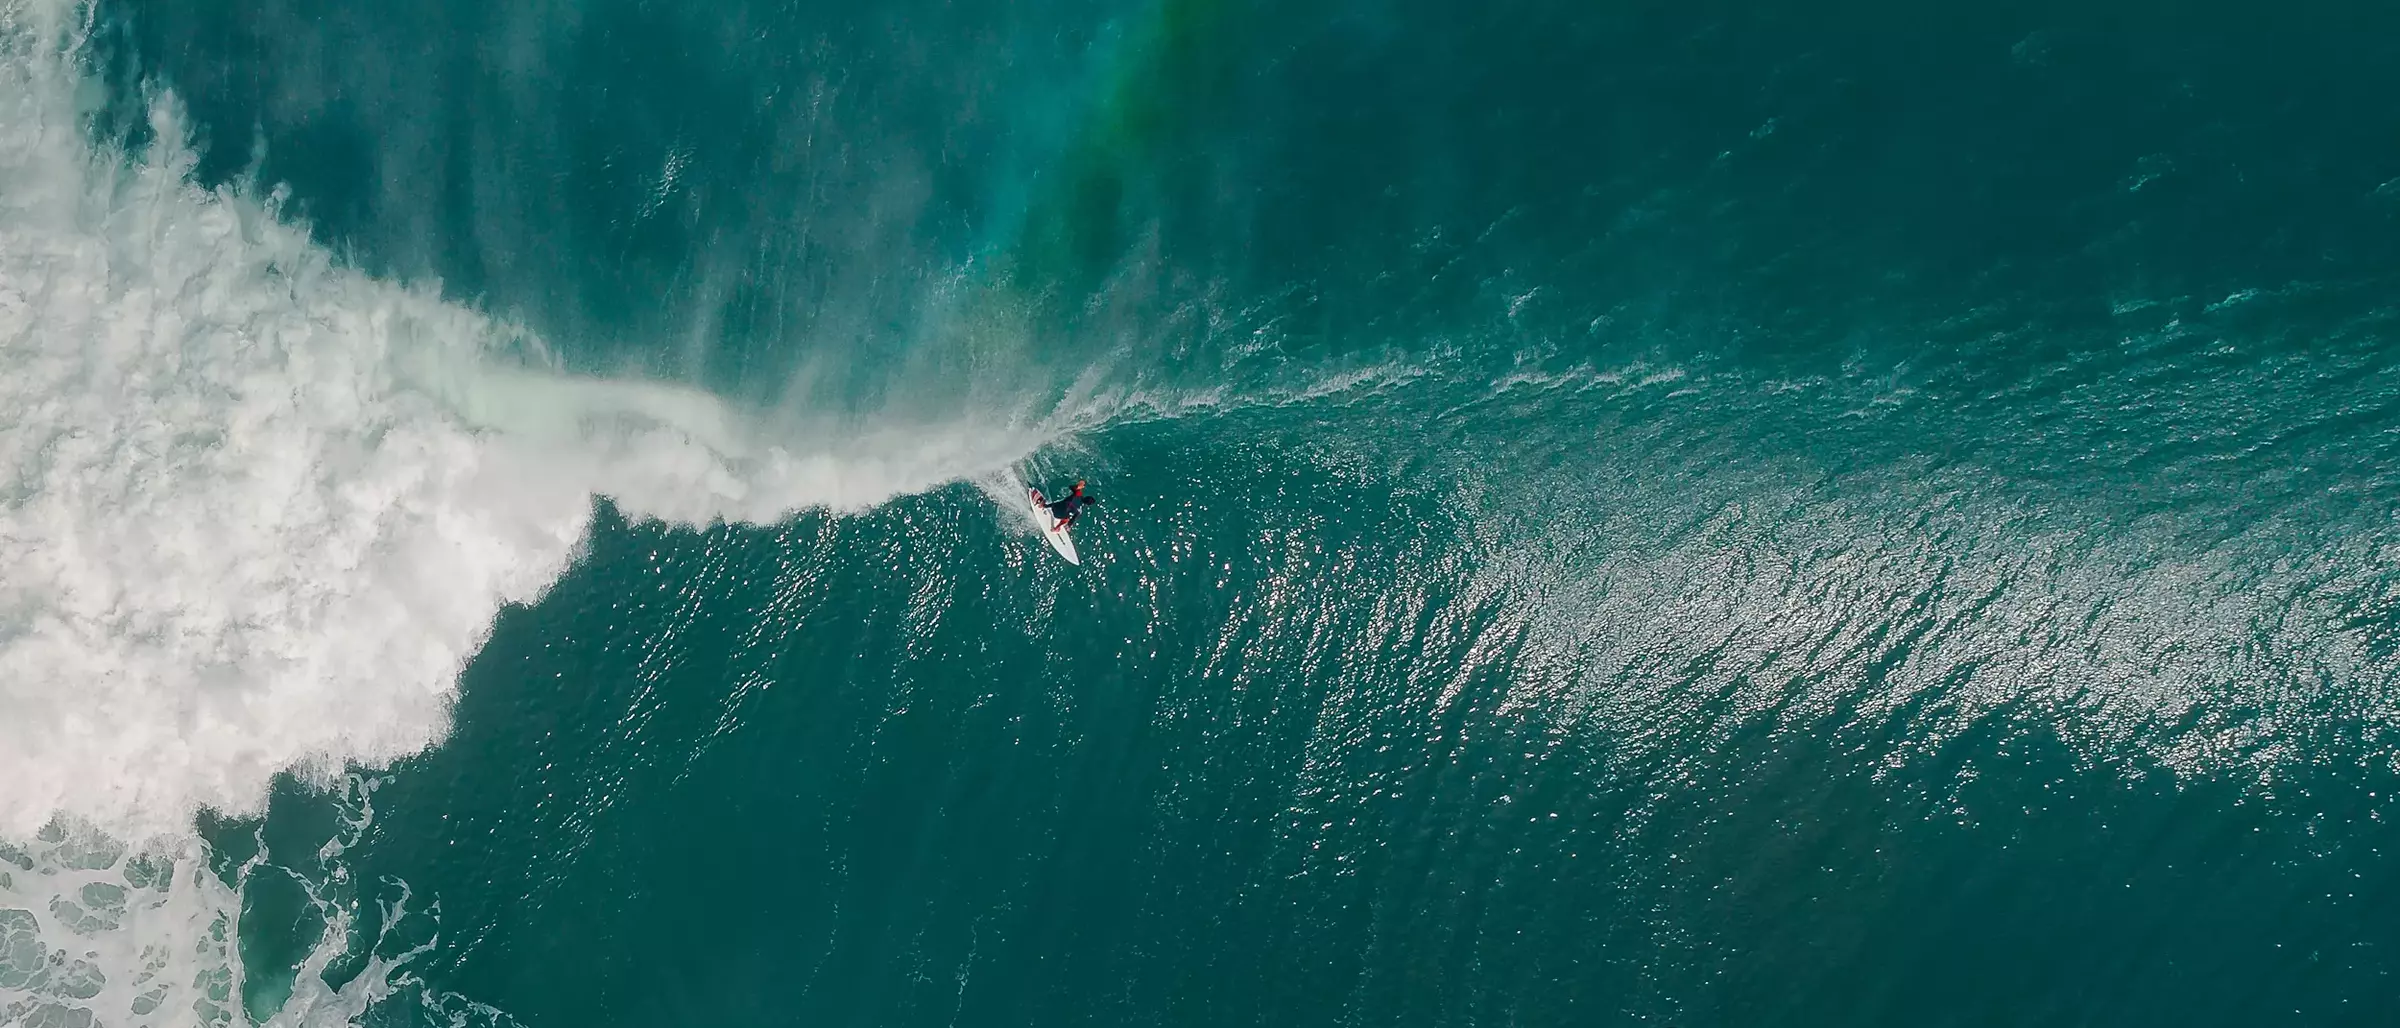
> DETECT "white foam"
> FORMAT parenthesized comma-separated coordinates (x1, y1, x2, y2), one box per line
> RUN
(1, 821, 249, 1028)
(0, 780, 445, 1028)
(0, 71, 574, 843)
(0, 2, 1506, 1021)
(0, 4, 1065, 1023)
(0, 0, 1061, 846)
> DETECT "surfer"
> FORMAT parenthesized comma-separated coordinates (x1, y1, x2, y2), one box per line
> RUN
(1045, 480, 1101, 529)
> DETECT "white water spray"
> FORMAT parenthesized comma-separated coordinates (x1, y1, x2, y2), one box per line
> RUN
(0, 3, 1058, 1024)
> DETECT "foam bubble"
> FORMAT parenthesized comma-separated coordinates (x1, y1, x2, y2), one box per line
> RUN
(0, 0, 1057, 846)
(0, 1, 1072, 1020)
(0, 821, 248, 1028)
(0, 74, 586, 840)
(0, 775, 476, 1028)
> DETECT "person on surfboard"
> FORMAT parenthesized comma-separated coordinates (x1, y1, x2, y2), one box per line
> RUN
(1043, 480, 1101, 529)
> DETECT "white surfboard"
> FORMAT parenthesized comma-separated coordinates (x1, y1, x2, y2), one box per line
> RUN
(1028, 488, 1080, 565)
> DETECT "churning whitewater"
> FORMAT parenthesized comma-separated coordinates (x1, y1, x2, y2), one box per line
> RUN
(11, 0, 2400, 1024)
(0, 4, 1057, 1025)
(0, 0, 1046, 842)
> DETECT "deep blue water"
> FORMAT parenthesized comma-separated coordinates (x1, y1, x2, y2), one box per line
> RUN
(7, 0, 2400, 1025)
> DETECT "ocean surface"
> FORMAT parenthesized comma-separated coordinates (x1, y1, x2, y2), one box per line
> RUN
(6, 0, 2400, 1025)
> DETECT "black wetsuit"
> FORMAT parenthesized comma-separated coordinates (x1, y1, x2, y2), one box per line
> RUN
(1048, 492, 1098, 525)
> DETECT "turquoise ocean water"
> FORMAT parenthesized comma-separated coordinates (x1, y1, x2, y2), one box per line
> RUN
(5, 0, 2400, 1026)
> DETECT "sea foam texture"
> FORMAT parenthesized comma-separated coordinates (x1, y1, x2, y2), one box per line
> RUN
(0, 0, 1054, 846)
(0, 6, 575, 1024)
(0, 52, 588, 843)
(0, 2, 1044, 1024)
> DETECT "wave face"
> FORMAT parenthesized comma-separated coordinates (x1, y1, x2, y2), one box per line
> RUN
(10, 0, 2400, 1026)
(2, 2, 1060, 1024)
